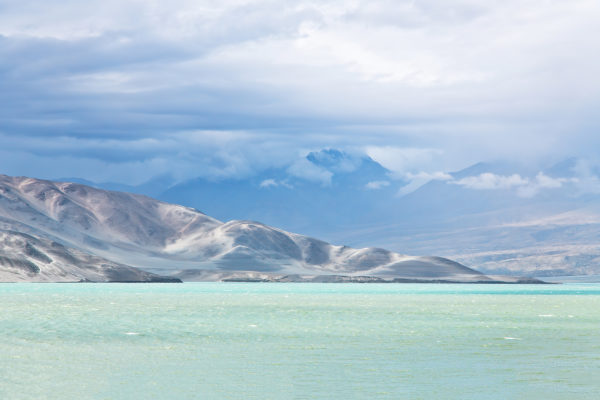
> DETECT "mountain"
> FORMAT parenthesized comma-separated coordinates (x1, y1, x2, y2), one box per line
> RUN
(0, 174, 529, 282)
(159, 149, 399, 233)
(0, 230, 180, 282)
(56, 150, 600, 277)
(72, 149, 399, 236)
(332, 158, 600, 277)
(72, 149, 600, 276)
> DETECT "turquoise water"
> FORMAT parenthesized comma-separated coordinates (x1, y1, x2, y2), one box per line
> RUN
(1, 283, 599, 399)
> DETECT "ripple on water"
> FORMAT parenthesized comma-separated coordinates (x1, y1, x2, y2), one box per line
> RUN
(0, 283, 599, 400)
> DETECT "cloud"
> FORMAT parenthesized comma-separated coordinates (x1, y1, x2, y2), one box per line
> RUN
(450, 171, 576, 197)
(365, 146, 444, 176)
(286, 158, 333, 186)
(1, 0, 600, 183)
(535, 173, 567, 189)
(395, 170, 452, 196)
(560, 159, 600, 195)
(365, 180, 390, 190)
(259, 178, 294, 189)
(259, 179, 278, 188)
(452, 173, 529, 190)
(0, 129, 302, 184)
(516, 173, 574, 198)
(405, 171, 452, 181)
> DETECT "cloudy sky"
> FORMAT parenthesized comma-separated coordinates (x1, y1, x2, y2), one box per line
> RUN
(1, 0, 599, 184)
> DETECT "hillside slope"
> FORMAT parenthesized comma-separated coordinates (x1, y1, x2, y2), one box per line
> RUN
(0, 174, 522, 282)
(0, 229, 179, 282)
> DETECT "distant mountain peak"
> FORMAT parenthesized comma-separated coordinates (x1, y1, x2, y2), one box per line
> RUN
(305, 148, 389, 176)
(306, 148, 345, 165)
(306, 148, 362, 172)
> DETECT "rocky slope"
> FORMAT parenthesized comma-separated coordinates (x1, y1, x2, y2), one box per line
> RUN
(0, 229, 179, 282)
(0, 174, 533, 282)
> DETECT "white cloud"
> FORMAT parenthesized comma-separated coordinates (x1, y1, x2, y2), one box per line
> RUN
(365, 180, 390, 190)
(452, 173, 529, 190)
(365, 146, 444, 175)
(259, 179, 278, 188)
(450, 171, 577, 197)
(535, 172, 567, 189)
(516, 173, 567, 198)
(405, 171, 452, 181)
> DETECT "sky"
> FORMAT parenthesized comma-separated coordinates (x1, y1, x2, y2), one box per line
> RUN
(1, 0, 599, 185)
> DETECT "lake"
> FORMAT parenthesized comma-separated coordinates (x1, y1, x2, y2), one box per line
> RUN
(1, 283, 599, 399)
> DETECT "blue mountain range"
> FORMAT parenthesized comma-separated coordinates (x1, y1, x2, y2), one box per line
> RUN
(59, 149, 600, 277)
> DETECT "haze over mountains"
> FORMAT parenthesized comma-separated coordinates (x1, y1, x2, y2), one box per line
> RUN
(0, 174, 515, 283)
(62, 149, 600, 277)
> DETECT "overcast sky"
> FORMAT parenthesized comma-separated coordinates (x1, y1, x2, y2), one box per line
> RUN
(1, 0, 599, 184)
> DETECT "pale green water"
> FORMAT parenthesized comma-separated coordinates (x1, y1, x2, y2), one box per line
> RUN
(1, 284, 600, 400)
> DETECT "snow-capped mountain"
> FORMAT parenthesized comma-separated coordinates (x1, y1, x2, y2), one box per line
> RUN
(0, 174, 515, 282)
(63, 151, 600, 277)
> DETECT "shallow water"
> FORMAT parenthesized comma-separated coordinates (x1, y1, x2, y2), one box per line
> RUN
(1, 283, 599, 399)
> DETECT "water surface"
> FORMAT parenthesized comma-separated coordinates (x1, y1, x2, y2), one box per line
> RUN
(1, 283, 599, 399)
